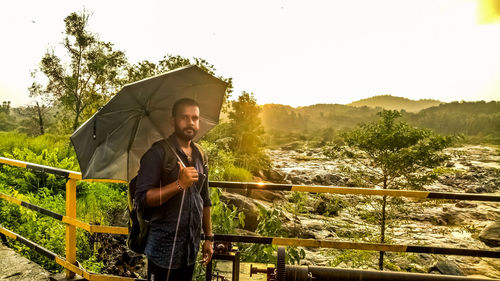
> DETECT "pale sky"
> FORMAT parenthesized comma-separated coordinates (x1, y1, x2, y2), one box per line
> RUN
(1, 0, 500, 107)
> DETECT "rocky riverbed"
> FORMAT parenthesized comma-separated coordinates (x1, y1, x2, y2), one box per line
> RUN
(222, 144, 500, 278)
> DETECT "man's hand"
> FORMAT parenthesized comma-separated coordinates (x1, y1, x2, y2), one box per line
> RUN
(201, 240, 213, 265)
(178, 161, 198, 189)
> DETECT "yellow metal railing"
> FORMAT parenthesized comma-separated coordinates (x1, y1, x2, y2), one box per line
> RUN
(1, 156, 500, 280)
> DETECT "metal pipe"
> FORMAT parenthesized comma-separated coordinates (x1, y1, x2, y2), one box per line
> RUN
(284, 265, 499, 281)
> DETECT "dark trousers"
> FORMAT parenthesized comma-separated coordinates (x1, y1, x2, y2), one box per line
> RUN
(147, 259, 195, 281)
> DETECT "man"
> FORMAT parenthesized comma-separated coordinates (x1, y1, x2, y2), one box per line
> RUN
(135, 98, 213, 281)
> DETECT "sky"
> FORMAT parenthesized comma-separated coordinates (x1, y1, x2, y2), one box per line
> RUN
(1, 0, 500, 107)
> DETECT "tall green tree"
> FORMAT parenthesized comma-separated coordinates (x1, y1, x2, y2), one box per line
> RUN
(39, 10, 127, 132)
(227, 92, 269, 173)
(325, 110, 454, 270)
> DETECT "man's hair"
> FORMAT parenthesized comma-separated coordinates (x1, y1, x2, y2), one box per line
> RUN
(172, 98, 199, 117)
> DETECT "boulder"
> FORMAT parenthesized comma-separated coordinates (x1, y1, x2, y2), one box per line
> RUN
(329, 174, 342, 183)
(479, 220, 500, 247)
(429, 260, 465, 276)
(291, 176, 306, 185)
(266, 169, 285, 183)
(455, 201, 477, 208)
(220, 191, 260, 231)
(248, 190, 286, 202)
(432, 207, 464, 226)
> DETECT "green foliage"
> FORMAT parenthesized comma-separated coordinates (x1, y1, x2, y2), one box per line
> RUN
(288, 191, 309, 213)
(328, 249, 377, 268)
(39, 10, 127, 132)
(314, 193, 345, 216)
(241, 206, 305, 265)
(262, 101, 500, 145)
(210, 187, 245, 234)
(0, 133, 127, 273)
(0, 112, 16, 131)
(199, 140, 253, 182)
(0, 132, 74, 159)
(227, 92, 270, 173)
(223, 166, 253, 182)
(0, 184, 66, 271)
(81, 254, 105, 273)
(326, 110, 455, 269)
(0, 144, 77, 194)
(330, 110, 455, 190)
(407, 101, 500, 141)
(77, 182, 127, 225)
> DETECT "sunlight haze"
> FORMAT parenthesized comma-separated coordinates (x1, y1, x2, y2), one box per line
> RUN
(1, 0, 500, 107)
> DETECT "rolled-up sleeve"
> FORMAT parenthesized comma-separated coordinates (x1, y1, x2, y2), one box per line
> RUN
(135, 144, 163, 209)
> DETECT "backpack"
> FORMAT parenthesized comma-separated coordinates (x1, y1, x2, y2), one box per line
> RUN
(127, 139, 207, 254)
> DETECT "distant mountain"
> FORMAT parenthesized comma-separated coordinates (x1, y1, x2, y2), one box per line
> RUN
(348, 95, 442, 112)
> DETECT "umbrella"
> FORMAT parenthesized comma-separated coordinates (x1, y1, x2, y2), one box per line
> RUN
(70, 65, 227, 182)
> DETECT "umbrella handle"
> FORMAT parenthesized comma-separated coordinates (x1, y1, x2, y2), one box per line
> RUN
(166, 188, 186, 281)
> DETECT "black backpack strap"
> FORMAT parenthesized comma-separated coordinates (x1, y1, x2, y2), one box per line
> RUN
(158, 139, 186, 170)
(193, 142, 208, 165)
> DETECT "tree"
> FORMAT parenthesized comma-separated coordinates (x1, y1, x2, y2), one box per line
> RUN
(325, 110, 455, 270)
(16, 72, 54, 135)
(227, 92, 269, 173)
(0, 101, 16, 131)
(39, 11, 127, 132)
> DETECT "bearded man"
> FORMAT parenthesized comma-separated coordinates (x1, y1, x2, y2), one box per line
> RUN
(135, 98, 213, 281)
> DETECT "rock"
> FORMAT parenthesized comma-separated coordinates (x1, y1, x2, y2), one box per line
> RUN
(466, 184, 495, 193)
(479, 221, 500, 247)
(248, 190, 286, 202)
(266, 169, 285, 182)
(445, 161, 454, 167)
(283, 221, 316, 239)
(433, 207, 464, 226)
(220, 192, 260, 231)
(455, 201, 477, 208)
(428, 260, 465, 276)
(307, 152, 313, 156)
(281, 141, 302, 151)
(313, 174, 323, 184)
(291, 176, 305, 184)
(257, 170, 268, 180)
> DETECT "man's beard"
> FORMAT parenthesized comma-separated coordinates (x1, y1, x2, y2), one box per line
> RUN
(175, 124, 198, 142)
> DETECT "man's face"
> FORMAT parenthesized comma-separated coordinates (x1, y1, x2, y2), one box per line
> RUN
(173, 105, 200, 142)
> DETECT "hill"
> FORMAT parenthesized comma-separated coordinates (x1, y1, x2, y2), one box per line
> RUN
(348, 95, 442, 112)
(260, 101, 500, 144)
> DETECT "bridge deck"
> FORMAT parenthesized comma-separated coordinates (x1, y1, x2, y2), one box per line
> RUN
(0, 243, 56, 280)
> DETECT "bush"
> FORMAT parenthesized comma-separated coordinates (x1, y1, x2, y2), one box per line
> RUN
(240, 206, 305, 265)
(314, 194, 345, 216)
(223, 166, 253, 182)
(210, 187, 245, 234)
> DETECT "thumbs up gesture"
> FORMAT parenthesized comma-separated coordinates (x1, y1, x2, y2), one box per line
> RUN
(177, 161, 199, 190)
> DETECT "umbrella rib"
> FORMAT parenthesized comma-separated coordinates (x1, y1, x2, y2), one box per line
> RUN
(93, 113, 143, 148)
(145, 114, 169, 140)
(148, 82, 223, 108)
(98, 108, 143, 117)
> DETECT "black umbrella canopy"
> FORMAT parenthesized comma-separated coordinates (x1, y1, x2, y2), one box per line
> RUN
(71, 65, 227, 182)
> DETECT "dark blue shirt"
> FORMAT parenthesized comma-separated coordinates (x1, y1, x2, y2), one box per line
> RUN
(135, 134, 211, 269)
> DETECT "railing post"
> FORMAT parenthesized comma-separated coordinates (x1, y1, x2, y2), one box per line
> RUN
(65, 178, 77, 279)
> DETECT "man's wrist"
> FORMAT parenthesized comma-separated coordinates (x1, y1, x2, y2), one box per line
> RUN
(176, 180, 185, 191)
(204, 234, 214, 242)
